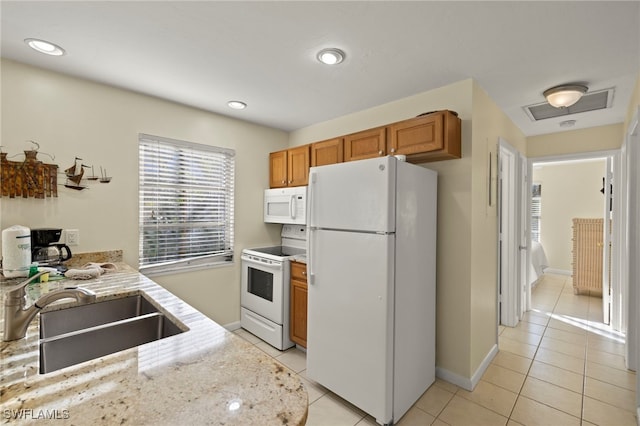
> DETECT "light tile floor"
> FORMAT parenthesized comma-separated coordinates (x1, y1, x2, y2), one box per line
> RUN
(233, 274, 637, 425)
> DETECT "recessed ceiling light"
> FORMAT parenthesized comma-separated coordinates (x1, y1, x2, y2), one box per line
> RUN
(317, 48, 345, 65)
(227, 101, 247, 110)
(24, 38, 65, 56)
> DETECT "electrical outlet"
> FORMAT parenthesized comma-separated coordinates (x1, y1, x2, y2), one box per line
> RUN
(66, 229, 80, 246)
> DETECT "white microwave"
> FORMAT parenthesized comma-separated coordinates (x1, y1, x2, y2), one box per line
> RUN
(264, 186, 307, 225)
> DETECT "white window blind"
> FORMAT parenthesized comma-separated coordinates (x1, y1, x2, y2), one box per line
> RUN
(531, 183, 542, 242)
(138, 134, 235, 274)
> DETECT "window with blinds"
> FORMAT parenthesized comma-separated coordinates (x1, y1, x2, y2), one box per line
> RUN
(138, 134, 235, 274)
(531, 183, 542, 242)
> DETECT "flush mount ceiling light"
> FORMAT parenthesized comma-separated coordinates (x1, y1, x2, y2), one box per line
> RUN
(227, 100, 247, 110)
(24, 38, 65, 56)
(543, 84, 588, 108)
(317, 48, 345, 65)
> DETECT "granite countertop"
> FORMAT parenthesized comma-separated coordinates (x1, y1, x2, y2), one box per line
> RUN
(0, 264, 308, 425)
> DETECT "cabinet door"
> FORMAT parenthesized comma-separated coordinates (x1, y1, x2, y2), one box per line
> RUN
(288, 145, 310, 186)
(290, 262, 308, 347)
(388, 113, 444, 155)
(290, 281, 307, 347)
(269, 150, 288, 188)
(344, 127, 386, 162)
(311, 138, 344, 167)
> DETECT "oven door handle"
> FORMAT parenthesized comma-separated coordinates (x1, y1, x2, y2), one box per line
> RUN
(241, 255, 283, 271)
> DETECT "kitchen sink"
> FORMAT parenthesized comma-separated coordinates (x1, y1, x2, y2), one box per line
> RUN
(39, 294, 185, 374)
(40, 294, 160, 338)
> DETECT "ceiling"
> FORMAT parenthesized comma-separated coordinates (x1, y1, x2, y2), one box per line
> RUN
(1, 1, 639, 137)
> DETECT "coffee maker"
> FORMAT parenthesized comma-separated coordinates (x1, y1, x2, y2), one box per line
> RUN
(31, 228, 72, 271)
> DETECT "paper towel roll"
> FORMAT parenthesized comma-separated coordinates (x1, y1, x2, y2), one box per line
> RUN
(2, 225, 32, 278)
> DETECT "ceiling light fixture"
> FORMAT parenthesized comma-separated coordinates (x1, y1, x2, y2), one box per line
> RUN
(317, 48, 345, 65)
(227, 100, 247, 110)
(543, 84, 588, 108)
(24, 38, 65, 56)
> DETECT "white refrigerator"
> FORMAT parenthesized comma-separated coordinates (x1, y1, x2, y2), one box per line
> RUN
(306, 156, 437, 425)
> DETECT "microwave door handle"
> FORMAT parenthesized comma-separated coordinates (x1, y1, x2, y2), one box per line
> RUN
(290, 195, 296, 219)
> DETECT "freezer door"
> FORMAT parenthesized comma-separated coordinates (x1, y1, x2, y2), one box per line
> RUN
(307, 228, 394, 424)
(309, 156, 396, 233)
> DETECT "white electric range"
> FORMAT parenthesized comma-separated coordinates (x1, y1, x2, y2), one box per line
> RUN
(240, 225, 306, 350)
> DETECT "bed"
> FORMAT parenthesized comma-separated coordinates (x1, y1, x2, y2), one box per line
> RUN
(529, 240, 549, 287)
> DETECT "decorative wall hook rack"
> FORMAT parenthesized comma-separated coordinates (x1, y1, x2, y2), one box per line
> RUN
(1, 141, 59, 198)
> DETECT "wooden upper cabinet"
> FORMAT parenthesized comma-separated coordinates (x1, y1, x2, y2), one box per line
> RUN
(269, 111, 461, 187)
(389, 110, 461, 163)
(311, 138, 344, 167)
(344, 127, 386, 162)
(287, 145, 310, 186)
(269, 150, 288, 188)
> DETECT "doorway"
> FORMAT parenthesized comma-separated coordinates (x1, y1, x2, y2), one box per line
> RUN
(529, 152, 618, 330)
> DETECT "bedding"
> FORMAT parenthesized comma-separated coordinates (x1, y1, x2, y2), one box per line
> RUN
(529, 240, 549, 286)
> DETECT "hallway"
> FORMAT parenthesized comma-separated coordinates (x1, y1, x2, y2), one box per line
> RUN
(410, 273, 637, 425)
(234, 273, 638, 425)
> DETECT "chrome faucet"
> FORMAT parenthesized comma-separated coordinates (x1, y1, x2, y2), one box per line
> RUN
(3, 271, 96, 341)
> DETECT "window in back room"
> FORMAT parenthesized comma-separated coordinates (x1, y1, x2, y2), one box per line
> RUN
(531, 183, 542, 243)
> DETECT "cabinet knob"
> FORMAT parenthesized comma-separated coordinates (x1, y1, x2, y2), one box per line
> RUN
(302, 271, 306, 275)
(288, 180, 292, 184)
(378, 150, 383, 155)
(390, 148, 396, 153)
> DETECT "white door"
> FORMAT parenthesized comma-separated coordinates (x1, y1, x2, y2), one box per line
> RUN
(519, 153, 530, 314)
(307, 228, 394, 423)
(499, 140, 520, 327)
(309, 156, 395, 232)
(602, 157, 613, 324)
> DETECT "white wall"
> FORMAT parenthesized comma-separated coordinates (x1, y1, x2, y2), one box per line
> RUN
(532, 160, 607, 272)
(0, 59, 288, 326)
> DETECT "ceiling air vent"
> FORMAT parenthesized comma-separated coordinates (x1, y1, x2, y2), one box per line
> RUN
(524, 88, 614, 121)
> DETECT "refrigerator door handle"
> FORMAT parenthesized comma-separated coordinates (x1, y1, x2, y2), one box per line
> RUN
(308, 227, 315, 285)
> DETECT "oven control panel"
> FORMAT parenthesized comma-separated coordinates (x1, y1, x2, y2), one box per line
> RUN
(241, 253, 283, 266)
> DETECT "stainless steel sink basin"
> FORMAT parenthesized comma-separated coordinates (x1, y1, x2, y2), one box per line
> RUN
(40, 295, 160, 339)
(39, 294, 185, 374)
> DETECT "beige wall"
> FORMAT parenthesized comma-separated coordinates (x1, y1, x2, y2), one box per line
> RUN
(532, 160, 607, 271)
(0, 59, 288, 325)
(527, 124, 623, 158)
(469, 82, 526, 372)
(625, 73, 640, 133)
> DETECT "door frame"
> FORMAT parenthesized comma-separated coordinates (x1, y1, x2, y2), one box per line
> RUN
(624, 107, 639, 377)
(498, 138, 524, 327)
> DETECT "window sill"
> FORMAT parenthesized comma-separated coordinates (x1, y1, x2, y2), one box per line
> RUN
(140, 259, 234, 278)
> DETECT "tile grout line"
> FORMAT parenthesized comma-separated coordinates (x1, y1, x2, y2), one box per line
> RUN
(504, 284, 558, 423)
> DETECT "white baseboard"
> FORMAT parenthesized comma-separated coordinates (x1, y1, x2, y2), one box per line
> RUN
(436, 344, 498, 391)
(543, 268, 571, 276)
(224, 321, 241, 331)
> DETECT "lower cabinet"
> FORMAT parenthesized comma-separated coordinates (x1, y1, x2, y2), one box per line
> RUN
(290, 261, 307, 348)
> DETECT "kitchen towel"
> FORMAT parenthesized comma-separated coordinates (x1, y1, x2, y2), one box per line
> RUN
(64, 262, 118, 280)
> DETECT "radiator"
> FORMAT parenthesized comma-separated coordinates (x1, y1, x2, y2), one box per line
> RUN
(571, 218, 603, 294)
